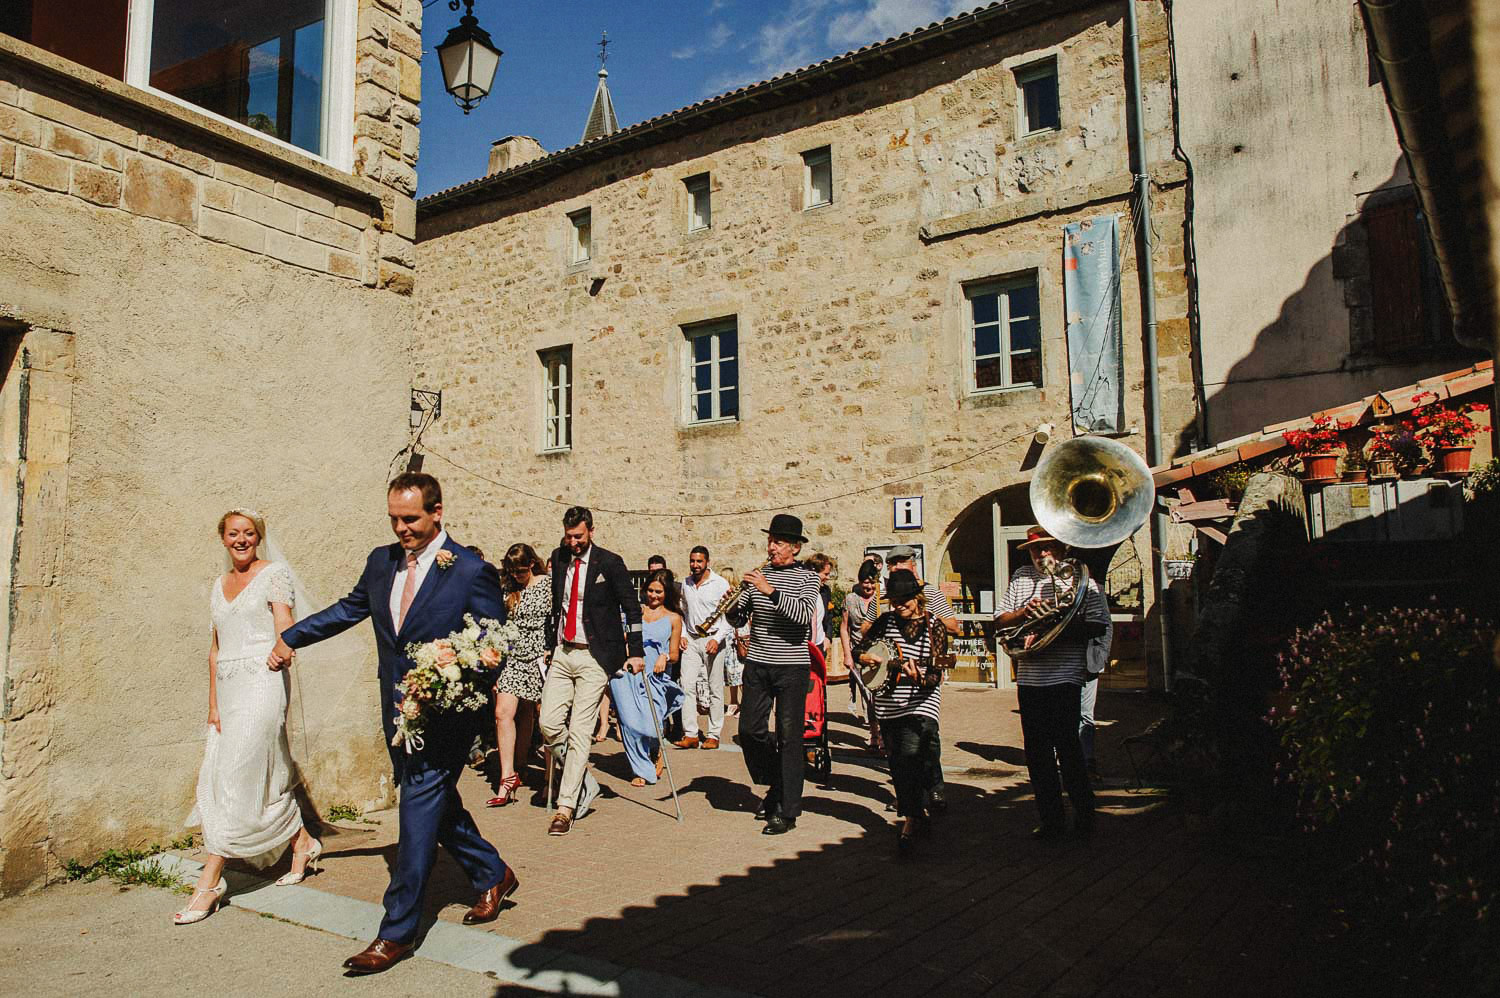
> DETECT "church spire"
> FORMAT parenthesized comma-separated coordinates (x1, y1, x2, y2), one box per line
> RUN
(582, 32, 619, 144)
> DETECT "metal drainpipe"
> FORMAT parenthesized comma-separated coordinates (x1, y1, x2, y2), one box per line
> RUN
(1124, 0, 1174, 692)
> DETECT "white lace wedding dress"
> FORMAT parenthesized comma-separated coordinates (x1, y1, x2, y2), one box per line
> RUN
(187, 562, 303, 864)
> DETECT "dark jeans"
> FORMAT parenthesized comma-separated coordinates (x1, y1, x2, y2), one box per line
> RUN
(1018, 682, 1095, 832)
(879, 714, 940, 818)
(741, 660, 810, 818)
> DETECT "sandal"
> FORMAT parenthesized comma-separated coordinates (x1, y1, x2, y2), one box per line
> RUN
(486, 773, 522, 807)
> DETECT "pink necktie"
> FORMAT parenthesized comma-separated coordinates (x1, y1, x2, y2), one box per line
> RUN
(397, 551, 419, 630)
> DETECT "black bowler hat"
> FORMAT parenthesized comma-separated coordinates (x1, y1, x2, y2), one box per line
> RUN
(885, 569, 921, 604)
(761, 512, 807, 543)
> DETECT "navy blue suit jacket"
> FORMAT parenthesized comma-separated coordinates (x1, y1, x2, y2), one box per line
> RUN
(281, 535, 506, 775)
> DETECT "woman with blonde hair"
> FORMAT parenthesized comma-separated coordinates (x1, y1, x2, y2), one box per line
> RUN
(177, 508, 318, 924)
(487, 543, 549, 807)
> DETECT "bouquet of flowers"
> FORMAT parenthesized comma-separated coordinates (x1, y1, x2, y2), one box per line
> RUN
(1409, 391, 1491, 449)
(392, 614, 520, 753)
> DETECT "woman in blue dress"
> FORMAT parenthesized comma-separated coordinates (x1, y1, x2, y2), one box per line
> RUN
(610, 569, 684, 786)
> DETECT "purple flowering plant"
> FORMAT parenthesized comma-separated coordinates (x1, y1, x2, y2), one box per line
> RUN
(1273, 602, 1498, 975)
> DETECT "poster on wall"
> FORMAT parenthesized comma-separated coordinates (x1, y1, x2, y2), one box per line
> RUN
(1063, 214, 1124, 433)
(863, 543, 925, 582)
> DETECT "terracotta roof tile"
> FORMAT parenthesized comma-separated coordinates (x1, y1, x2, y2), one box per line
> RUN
(1237, 437, 1284, 461)
(1151, 362, 1492, 492)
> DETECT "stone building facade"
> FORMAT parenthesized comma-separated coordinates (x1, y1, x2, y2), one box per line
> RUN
(0, 0, 423, 893)
(416, 1, 1196, 689)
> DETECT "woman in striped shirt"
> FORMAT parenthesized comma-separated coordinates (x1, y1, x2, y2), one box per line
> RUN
(857, 569, 945, 856)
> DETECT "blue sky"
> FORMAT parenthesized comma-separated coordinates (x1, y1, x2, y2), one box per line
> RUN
(416, 0, 971, 196)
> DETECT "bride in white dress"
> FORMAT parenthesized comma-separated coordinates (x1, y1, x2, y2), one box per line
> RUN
(175, 509, 321, 925)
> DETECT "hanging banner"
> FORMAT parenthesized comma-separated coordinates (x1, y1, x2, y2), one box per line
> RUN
(1063, 215, 1124, 433)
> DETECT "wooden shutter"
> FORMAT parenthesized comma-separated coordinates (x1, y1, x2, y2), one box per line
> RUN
(1366, 196, 1426, 353)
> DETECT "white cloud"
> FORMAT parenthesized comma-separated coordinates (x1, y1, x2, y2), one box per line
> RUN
(700, 0, 967, 99)
(708, 0, 732, 12)
(672, 46, 698, 60)
(708, 22, 734, 49)
(828, 0, 969, 48)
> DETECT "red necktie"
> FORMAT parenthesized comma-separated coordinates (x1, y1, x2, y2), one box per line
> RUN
(564, 558, 583, 642)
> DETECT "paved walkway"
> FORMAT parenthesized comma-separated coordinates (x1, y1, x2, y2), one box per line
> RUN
(4, 688, 1331, 996)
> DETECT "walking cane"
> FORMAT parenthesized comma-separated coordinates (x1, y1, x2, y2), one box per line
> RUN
(634, 667, 684, 823)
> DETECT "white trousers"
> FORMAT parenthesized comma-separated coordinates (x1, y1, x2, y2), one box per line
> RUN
(538, 644, 608, 809)
(679, 634, 725, 738)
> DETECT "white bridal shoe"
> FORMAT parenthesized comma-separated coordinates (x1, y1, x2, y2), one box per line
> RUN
(273, 838, 323, 886)
(172, 879, 227, 925)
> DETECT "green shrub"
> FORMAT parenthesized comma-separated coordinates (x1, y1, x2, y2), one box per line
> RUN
(1274, 603, 1499, 986)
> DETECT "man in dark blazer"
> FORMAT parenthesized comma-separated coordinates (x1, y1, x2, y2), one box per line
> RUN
(538, 506, 644, 835)
(267, 474, 514, 974)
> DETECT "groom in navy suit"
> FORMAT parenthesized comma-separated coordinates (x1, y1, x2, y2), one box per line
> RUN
(268, 473, 514, 975)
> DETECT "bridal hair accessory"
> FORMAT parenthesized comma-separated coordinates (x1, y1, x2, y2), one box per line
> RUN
(435, 550, 456, 570)
(217, 506, 268, 539)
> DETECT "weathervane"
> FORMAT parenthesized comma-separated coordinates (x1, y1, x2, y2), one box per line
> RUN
(598, 31, 609, 71)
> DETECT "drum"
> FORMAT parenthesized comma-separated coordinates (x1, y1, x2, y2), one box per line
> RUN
(859, 639, 900, 693)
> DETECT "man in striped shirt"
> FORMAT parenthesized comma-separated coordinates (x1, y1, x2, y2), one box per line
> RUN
(728, 513, 822, 835)
(997, 527, 1109, 840)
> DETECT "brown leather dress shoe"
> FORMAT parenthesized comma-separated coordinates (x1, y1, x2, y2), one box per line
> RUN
(701, 737, 720, 750)
(342, 938, 412, 975)
(672, 735, 700, 749)
(464, 866, 519, 925)
(547, 811, 573, 836)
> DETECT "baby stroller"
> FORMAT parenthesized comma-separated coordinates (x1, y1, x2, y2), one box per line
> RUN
(804, 642, 832, 786)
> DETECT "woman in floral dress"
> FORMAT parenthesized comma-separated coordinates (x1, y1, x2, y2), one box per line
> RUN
(488, 543, 549, 806)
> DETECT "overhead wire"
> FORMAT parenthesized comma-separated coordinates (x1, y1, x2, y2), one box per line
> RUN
(419, 428, 1037, 520)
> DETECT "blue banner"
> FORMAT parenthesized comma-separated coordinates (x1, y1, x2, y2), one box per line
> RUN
(1063, 215, 1124, 433)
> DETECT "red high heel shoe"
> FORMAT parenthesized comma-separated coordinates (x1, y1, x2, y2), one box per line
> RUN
(486, 773, 522, 807)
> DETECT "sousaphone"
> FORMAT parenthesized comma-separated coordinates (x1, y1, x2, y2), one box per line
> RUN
(997, 435, 1153, 655)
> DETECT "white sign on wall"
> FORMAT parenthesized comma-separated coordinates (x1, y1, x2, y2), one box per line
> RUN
(893, 496, 923, 530)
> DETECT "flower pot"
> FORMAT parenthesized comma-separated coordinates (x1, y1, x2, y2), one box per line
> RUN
(1299, 452, 1340, 482)
(1435, 446, 1473, 477)
(1341, 469, 1368, 483)
(1369, 457, 1398, 480)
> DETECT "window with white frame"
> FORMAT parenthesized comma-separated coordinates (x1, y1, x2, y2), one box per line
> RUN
(683, 319, 738, 424)
(128, 1, 354, 165)
(541, 347, 572, 451)
(1016, 58, 1060, 135)
(685, 173, 712, 231)
(802, 146, 832, 209)
(966, 277, 1042, 392)
(568, 208, 592, 265)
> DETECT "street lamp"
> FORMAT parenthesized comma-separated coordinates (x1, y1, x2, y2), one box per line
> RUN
(436, 0, 502, 114)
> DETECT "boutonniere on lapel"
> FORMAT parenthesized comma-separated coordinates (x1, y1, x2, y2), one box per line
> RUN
(435, 550, 456, 571)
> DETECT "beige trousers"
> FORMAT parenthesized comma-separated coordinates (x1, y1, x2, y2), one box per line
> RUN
(537, 643, 609, 809)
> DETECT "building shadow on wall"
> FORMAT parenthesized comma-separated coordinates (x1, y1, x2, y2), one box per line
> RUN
(1188, 162, 1483, 451)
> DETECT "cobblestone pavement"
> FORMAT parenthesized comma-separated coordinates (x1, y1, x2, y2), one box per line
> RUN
(145, 686, 1332, 997)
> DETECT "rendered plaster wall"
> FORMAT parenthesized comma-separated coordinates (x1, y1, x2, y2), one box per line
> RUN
(1176, 0, 1467, 443)
(0, 0, 424, 893)
(416, 3, 1194, 608)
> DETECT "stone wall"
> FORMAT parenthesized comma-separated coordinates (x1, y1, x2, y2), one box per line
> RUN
(416, 3, 1193, 631)
(0, 0, 421, 893)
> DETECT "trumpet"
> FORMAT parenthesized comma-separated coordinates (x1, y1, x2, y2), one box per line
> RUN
(693, 561, 771, 637)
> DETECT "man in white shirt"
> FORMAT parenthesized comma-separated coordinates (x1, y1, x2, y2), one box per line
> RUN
(674, 545, 732, 749)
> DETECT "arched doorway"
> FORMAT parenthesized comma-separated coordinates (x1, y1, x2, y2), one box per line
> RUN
(936, 483, 1034, 687)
